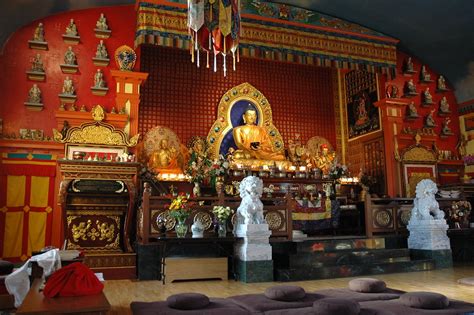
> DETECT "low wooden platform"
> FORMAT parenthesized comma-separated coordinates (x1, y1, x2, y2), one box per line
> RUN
(165, 257, 228, 283)
(16, 278, 110, 314)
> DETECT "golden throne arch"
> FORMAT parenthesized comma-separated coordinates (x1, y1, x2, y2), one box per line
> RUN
(206, 82, 285, 161)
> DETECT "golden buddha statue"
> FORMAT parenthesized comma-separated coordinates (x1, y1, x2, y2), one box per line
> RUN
(232, 108, 286, 161)
(148, 138, 180, 172)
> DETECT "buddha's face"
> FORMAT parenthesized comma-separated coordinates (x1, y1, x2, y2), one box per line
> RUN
(160, 139, 168, 148)
(243, 110, 257, 125)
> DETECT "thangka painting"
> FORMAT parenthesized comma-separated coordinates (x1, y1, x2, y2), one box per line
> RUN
(345, 71, 380, 140)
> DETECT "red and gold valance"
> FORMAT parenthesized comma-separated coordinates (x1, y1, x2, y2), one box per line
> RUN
(135, 0, 398, 76)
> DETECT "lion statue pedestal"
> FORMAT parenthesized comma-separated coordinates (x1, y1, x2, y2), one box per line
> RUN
(407, 179, 452, 268)
(234, 176, 273, 282)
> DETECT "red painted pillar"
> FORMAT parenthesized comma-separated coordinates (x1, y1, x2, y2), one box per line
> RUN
(375, 98, 408, 197)
(110, 70, 149, 137)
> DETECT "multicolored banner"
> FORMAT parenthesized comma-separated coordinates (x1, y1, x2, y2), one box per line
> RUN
(0, 153, 56, 262)
(135, 1, 398, 76)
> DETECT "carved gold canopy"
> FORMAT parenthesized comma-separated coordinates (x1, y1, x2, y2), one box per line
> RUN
(400, 145, 437, 163)
(53, 105, 139, 147)
(206, 82, 285, 159)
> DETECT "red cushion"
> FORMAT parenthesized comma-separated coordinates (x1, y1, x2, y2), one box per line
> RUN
(43, 262, 103, 298)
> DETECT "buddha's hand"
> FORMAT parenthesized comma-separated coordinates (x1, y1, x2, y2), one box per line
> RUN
(250, 142, 260, 150)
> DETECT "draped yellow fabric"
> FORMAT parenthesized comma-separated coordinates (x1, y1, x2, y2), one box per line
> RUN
(27, 212, 47, 255)
(218, 0, 232, 37)
(6, 176, 25, 207)
(3, 212, 24, 258)
(30, 176, 49, 207)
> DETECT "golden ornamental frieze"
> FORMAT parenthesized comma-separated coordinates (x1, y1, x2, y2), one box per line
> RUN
(53, 105, 139, 147)
(402, 146, 437, 162)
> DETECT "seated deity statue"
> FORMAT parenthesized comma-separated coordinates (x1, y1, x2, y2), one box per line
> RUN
(31, 53, 44, 72)
(28, 84, 41, 103)
(96, 13, 109, 30)
(437, 75, 447, 90)
(232, 107, 285, 161)
(423, 88, 433, 104)
(439, 96, 450, 113)
(420, 65, 431, 81)
(425, 109, 436, 127)
(64, 46, 76, 65)
(405, 57, 414, 72)
(94, 69, 106, 88)
(148, 139, 180, 171)
(442, 117, 452, 135)
(406, 79, 417, 94)
(65, 19, 78, 36)
(95, 40, 108, 59)
(314, 144, 336, 174)
(62, 76, 75, 95)
(407, 101, 418, 117)
(33, 23, 44, 42)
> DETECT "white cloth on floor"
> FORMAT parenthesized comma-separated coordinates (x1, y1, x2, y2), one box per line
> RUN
(5, 249, 62, 307)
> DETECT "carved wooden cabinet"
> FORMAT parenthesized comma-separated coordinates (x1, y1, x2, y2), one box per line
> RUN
(58, 160, 140, 252)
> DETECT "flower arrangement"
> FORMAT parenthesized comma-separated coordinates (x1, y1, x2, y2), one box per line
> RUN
(328, 160, 348, 180)
(449, 201, 472, 228)
(209, 155, 230, 178)
(212, 205, 233, 222)
(463, 155, 474, 166)
(185, 156, 211, 184)
(168, 194, 193, 222)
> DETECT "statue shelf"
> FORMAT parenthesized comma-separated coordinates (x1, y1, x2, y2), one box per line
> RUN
(62, 34, 80, 45)
(91, 86, 109, 96)
(26, 70, 45, 81)
(28, 40, 48, 50)
(94, 28, 111, 39)
(24, 101, 43, 111)
(58, 93, 77, 104)
(60, 64, 79, 74)
(92, 57, 110, 67)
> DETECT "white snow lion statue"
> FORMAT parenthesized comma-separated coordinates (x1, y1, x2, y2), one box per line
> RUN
(236, 176, 265, 225)
(411, 179, 445, 221)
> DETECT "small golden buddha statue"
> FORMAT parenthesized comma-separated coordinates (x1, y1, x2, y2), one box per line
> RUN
(148, 139, 180, 172)
(232, 108, 286, 161)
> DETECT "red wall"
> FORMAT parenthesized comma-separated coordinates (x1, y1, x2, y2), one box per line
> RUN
(139, 45, 337, 147)
(0, 5, 136, 137)
(386, 51, 460, 153)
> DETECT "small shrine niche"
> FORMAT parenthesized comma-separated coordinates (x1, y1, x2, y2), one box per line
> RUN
(94, 13, 111, 39)
(28, 22, 48, 50)
(24, 83, 43, 111)
(92, 40, 110, 66)
(62, 18, 80, 44)
(60, 46, 79, 74)
(26, 53, 46, 81)
(90, 69, 109, 96)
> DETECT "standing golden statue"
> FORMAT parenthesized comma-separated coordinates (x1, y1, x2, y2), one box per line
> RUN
(232, 107, 285, 161)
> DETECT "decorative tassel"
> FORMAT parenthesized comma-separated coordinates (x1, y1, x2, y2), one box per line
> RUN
(237, 48, 240, 62)
(232, 50, 236, 71)
(191, 33, 195, 63)
(214, 53, 217, 72)
(223, 53, 227, 77)
(206, 51, 210, 68)
(195, 33, 200, 68)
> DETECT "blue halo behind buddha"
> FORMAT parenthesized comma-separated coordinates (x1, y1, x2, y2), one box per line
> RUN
(220, 102, 260, 156)
(206, 82, 285, 160)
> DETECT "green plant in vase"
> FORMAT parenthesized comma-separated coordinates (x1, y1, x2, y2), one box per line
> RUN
(168, 194, 192, 237)
(212, 206, 233, 237)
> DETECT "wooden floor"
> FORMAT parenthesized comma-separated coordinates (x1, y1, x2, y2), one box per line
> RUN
(104, 264, 474, 315)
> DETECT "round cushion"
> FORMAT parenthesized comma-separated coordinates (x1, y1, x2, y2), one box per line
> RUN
(400, 292, 449, 310)
(264, 285, 306, 301)
(313, 298, 360, 315)
(166, 293, 210, 310)
(349, 278, 386, 293)
(0, 260, 14, 276)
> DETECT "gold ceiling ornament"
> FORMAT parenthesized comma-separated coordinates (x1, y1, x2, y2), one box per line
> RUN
(53, 105, 139, 147)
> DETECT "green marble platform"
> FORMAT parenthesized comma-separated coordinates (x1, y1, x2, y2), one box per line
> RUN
(410, 249, 453, 268)
(235, 259, 273, 283)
